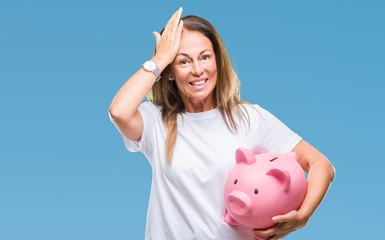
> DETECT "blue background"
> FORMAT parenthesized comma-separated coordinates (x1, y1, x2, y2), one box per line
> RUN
(1, 0, 384, 239)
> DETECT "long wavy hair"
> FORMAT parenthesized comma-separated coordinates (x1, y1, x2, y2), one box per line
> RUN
(147, 15, 249, 164)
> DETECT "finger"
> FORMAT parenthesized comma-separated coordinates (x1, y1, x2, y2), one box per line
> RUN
(272, 210, 297, 223)
(253, 237, 267, 240)
(164, 7, 182, 34)
(173, 19, 183, 41)
(153, 31, 161, 49)
(276, 232, 289, 240)
(169, 7, 183, 36)
(253, 228, 274, 238)
(253, 233, 270, 240)
(164, 9, 179, 31)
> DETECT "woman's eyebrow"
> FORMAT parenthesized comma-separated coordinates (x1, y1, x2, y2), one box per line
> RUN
(176, 49, 212, 57)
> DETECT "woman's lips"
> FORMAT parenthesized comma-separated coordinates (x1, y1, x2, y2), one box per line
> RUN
(189, 78, 208, 89)
(189, 78, 208, 85)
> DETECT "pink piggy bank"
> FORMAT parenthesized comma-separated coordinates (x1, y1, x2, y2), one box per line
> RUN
(224, 148, 306, 230)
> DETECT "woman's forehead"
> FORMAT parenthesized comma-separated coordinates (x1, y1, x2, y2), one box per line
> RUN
(178, 30, 214, 55)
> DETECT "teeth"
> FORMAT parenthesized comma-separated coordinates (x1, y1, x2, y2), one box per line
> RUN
(191, 80, 206, 85)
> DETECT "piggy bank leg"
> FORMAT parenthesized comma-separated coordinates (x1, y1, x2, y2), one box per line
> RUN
(224, 210, 240, 225)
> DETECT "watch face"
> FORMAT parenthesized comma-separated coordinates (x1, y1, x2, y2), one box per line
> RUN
(144, 61, 156, 71)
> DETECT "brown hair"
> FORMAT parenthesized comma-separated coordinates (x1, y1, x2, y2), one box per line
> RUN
(147, 15, 249, 163)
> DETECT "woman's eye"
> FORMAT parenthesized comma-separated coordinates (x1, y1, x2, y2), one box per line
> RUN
(178, 59, 191, 67)
(202, 55, 210, 60)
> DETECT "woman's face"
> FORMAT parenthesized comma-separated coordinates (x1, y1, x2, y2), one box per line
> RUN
(170, 30, 217, 112)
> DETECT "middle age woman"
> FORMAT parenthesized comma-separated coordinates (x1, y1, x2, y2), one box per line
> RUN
(108, 7, 335, 240)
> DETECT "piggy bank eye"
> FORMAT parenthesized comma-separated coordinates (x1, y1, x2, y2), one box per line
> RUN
(234, 179, 238, 185)
(254, 189, 259, 195)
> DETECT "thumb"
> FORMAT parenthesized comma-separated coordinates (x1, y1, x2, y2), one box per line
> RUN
(153, 31, 161, 49)
(272, 210, 297, 223)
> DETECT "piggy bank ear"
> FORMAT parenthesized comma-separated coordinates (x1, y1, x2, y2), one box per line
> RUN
(266, 168, 291, 192)
(236, 148, 256, 165)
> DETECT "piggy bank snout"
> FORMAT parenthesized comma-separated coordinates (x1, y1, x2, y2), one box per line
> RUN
(226, 191, 252, 217)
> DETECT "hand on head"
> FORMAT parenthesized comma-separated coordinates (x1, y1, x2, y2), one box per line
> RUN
(153, 7, 184, 65)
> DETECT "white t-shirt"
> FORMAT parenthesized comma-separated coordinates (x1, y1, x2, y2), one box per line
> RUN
(111, 102, 301, 240)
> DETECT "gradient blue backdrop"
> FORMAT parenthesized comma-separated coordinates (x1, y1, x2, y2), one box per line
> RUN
(1, 0, 384, 239)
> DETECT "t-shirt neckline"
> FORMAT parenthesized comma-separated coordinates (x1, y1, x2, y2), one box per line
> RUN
(182, 108, 219, 120)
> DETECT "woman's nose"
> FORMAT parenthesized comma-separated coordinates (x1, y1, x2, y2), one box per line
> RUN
(191, 61, 203, 76)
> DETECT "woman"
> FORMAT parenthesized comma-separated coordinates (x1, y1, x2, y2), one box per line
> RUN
(108, 7, 335, 240)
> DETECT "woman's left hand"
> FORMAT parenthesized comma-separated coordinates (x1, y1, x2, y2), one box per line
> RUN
(252, 140, 335, 240)
(252, 210, 308, 240)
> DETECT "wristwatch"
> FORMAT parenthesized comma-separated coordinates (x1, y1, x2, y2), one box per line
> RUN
(142, 60, 161, 81)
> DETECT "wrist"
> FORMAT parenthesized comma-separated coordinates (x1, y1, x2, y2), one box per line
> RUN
(297, 208, 311, 226)
(152, 55, 172, 72)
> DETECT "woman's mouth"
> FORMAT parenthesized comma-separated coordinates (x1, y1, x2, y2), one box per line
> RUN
(189, 78, 208, 89)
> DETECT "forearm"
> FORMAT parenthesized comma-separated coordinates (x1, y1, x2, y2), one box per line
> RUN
(109, 8, 183, 121)
(298, 158, 335, 221)
(291, 140, 335, 223)
(108, 56, 169, 121)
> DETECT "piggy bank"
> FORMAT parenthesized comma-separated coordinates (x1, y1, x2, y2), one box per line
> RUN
(224, 148, 306, 230)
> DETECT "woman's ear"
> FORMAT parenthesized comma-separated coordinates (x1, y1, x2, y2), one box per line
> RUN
(167, 70, 175, 81)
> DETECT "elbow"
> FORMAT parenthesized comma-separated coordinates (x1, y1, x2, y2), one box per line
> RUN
(329, 163, 336, 183)
(310, 156, 336, 183)
(108, 107, 118, 120)
(108, 108, 126, 126)
(108, 107, 125, 122)
(108, 107, 133, 128)
(324, 159, 336, 183)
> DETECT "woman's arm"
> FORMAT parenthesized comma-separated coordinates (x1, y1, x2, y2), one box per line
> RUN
(253, 140, 335, 240)
(291, 140, 335, 222)
(108, 7, 183, 141)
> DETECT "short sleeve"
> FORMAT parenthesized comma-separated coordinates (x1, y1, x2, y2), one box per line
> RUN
(253, 105, 302, 153)
(109, 102, 161, 156)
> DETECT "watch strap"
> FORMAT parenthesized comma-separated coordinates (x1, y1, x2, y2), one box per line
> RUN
(153, 65, 161, 81)
(142, 60, 161, 81)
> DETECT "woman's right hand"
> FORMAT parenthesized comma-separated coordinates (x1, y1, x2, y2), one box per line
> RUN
(153, 7, 184, 65)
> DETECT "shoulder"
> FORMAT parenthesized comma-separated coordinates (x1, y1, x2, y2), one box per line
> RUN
(139, 101, 162, 115)
(239, 103, 266, 116)
(239, 103, 260, 111)
(238, 103, 280, 124)
(137, 101, 163, 126)
(140, 101, 161, 110)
